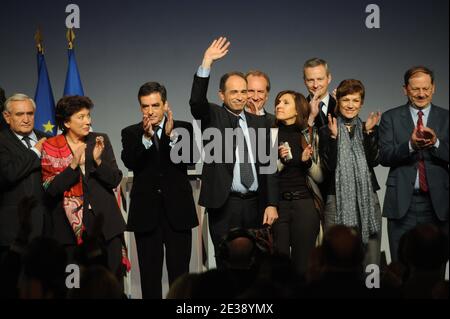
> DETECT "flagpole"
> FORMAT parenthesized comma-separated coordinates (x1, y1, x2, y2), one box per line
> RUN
(34, 28, 44, 54)
(66, 27, 75, 50)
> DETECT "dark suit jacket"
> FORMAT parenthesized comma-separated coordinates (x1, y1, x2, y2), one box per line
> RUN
(262, 111, 276, 128)
(121, 120, 198, 233)
(307, 94, 337, 129)
(379, 104, 449, 221)
(44, 133, 126, 245)
(0, 128, 49, 246)
(319, 123, 381, 196)
(307, 94, 337, 200)
(189, 74, 279, 213)
(0, 117, 7, 132)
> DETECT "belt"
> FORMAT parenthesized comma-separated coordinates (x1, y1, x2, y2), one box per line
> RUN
(281, 191, 302, 201)
(412, 189, 428, 196)
(229, 191, 258, 199)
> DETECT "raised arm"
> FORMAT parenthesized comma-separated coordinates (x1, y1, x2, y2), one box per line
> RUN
(189, 37, 230, 122)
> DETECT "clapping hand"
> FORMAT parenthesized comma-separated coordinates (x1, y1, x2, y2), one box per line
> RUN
(411, 126, 437, 150)
(365, 112, 381, 132)
(328, 114, 338, 138)
(301, 144, 313, 162)
(93, 136, 105, 166)
(70, 143, 86, 169)
(165, 104, 174, 137)
(308, 92, 321, 126)
(143, 114, 155, 139)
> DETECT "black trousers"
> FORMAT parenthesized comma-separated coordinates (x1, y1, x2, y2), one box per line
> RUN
(208, 195, 259, 268)
(273, 198, 320, 275)
(388, 192, 448, 263)
(135, 212, 192, 299)
(64, 210, 124, 287)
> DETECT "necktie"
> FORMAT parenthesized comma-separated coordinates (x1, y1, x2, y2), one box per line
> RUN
(319, 101, 327, 115)
(318, 101, 326, 125)
(22, 135, 32, 149)
(417, 111, 429, 192)
(152, 126, 161, 151)
(239, 118, 255, 189)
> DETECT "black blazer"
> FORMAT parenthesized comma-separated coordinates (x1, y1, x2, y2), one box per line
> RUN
(44, 133, 126, 245)
(189, 74, 279, 212)
(319, 123, 380, 196)
(262, 110, 276, 128)
(307, 94, 337, 129)
(121, 120, 198, 233)
(0, 128, 49, 246)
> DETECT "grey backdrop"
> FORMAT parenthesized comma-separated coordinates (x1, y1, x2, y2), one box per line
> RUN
(1, 0, 448, 263)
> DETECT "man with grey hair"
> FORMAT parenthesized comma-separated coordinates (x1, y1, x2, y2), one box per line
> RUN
(0, 93, 49, 258)
(303, 58, 337, 129)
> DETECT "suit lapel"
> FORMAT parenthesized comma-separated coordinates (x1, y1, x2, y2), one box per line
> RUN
(427, 104, 440, 129)
(400, 104, 415, 134)
(7, 128, 28, 151)
(84, 133, 96, 182)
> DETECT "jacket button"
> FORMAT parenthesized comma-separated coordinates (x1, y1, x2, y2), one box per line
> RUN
(157, 189, 162, 194)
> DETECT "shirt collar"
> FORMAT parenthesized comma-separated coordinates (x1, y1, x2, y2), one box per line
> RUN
(13, 130, 37, 143)
(409, 103, 432, 117)
(155, 117, 166, 130)
(321, 93, 330, 106)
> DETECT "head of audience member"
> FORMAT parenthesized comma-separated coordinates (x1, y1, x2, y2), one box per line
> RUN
(245, 70, 270, 115)
(189, 269, 236, 299)
(274, 90, 309, 129)
(403, 66, 435, 109)
(217, 228, 258, 270)
(166, 273, 200, 299)
(67, 265, 123, 299)
(404, 224, 448, 273)
(0, 87, 6, 112)
(303, 58, 332, 101)
(321, 225, 365, 272)
(56, 95, 93, 140)
(3, 93, 36, 136)
(335, 79, 365, 120)
(219, 71, 247, 113)
(19, 237, 68, 299)
(138, 81, 168, 127)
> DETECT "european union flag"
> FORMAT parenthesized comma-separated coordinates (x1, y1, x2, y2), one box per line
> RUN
(63, 48, 84, 96)
(34, 52, 56, 135)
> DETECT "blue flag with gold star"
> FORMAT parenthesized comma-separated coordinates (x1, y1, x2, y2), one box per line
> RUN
(63, 48, 84, 96)
(34, 52, 56, 135)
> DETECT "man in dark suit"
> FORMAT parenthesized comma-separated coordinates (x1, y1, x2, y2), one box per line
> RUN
(121, 82, 198, 299)
(379, 66, 449, 262)
(303, 58, 337, 129)
(0, 86, 7, 130)
(189, 37, 279, 266)
(245, 70, 276, 127)
(0, 94, 48, 258)
(303, 58, 337, 203)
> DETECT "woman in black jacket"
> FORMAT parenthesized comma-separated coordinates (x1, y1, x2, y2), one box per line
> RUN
(273, 90, 322, 275)
(319, 79, 382, 266)
(41, 96, 128, 283)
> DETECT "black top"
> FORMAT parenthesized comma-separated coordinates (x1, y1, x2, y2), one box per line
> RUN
(278, 123, 312, 198)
